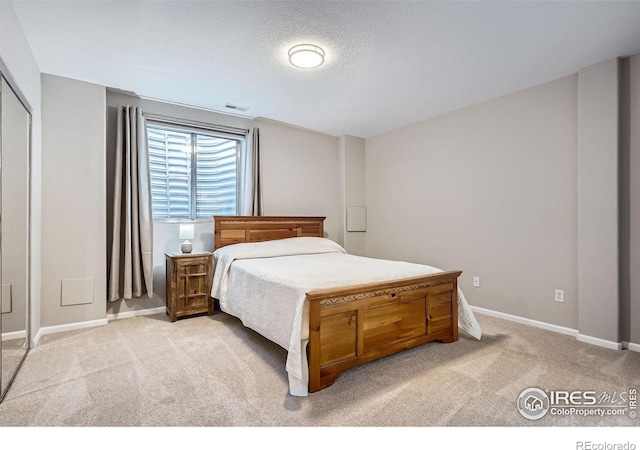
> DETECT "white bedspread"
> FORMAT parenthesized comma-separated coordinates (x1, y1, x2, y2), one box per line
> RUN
(212, 237, 482, 396)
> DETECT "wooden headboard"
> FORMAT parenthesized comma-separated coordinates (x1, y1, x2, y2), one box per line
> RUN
(213, 216, 326, 249)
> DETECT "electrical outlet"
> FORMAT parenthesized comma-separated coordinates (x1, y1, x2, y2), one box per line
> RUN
(473, 276, 480, 288)
(555, 289, 564, 303)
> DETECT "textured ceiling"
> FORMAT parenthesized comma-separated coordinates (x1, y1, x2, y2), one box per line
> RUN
(12, 1, 640, 138)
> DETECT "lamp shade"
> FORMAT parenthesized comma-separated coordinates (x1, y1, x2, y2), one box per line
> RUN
(179, 223, 195, 240)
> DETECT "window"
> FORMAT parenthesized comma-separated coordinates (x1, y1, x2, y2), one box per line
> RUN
(147, 121, 245, 220)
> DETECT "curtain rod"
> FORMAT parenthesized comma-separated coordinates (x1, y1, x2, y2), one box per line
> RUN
(143, 112, 250, 137)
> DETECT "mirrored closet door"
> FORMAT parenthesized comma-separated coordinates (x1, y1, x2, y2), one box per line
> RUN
(0, 73, 32, 403)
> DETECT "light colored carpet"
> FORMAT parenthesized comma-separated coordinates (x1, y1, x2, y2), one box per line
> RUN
(0, 311, 638, 427)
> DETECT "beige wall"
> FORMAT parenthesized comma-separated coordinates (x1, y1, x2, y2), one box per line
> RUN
(41, 74, 106, 327)
(365, 75, 579, 329)
(577, 59, 620, 344)
(255, 118, 341, 242)
(339, 135, 366, 255)
(0, 2, 42, 342)
(621, 55, 640, 345)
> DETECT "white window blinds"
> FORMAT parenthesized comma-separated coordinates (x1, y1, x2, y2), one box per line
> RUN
(195, 135, 238, 218)
(147, 123, 242, 219)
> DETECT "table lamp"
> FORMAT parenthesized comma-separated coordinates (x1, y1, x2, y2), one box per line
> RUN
(179, 223, 195, 253)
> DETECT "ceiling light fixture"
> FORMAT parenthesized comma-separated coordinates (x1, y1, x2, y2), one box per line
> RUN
(288, 44, 325, 69)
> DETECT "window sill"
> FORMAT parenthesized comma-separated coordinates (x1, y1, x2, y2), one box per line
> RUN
(152, 218, 213, 224)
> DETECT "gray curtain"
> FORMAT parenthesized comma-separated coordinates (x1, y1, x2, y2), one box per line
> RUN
(241, 127, 263, 215)
(108, 105, 154, 301)
(250, 127, 263, 215)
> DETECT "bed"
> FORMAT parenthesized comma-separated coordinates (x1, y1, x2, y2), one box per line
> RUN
(212, 216, 481, 396)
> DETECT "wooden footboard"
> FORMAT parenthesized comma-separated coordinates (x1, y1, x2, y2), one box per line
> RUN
(306, 270, 461, 393)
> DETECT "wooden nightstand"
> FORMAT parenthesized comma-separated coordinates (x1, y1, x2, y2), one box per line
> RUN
(165, 252, 214, 322)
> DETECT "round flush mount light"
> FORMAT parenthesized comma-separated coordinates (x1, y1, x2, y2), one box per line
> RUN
(288, 44, 325, 69)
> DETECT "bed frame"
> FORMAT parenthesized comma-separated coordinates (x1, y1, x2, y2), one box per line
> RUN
(213, 216, 461, 393)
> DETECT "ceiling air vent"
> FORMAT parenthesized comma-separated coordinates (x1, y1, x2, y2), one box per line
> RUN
(225, 103, 248, 112)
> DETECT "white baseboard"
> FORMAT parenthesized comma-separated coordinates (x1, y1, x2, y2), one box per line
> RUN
(107, 306, 165, 321)
(622, 341, 640, 353)
(31, 307, 166, 347)
(470, 305, 629, 351)
(32, 318, 108, 347)
(2, 329, 26, 342)
(469, 305, 578, 337)
(576, 333, 622, 351)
